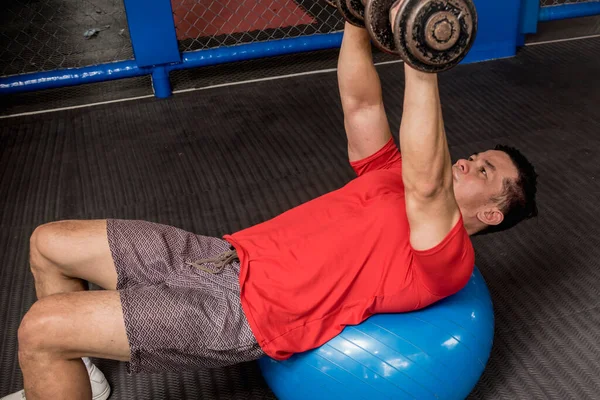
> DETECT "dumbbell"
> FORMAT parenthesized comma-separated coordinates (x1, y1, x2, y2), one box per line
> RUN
(334, 0, 366, 26)
(333, 0, 477, 73)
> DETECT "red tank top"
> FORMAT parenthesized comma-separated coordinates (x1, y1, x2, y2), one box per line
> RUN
(224, 138, 474, 360)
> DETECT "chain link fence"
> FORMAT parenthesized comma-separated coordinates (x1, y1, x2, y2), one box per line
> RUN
(4, 0, 596, 80)
(540, 0, 597, 6)
(0, 0, 133, 77)
(172, 0, 343, 52)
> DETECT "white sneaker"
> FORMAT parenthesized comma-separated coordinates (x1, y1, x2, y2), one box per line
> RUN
(0, 391, 24, 400)
(0, 360, 111, 400)
(87, 362, 111, 400)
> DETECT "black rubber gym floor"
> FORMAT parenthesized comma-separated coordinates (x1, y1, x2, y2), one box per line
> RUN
(2, 36, 600, 399)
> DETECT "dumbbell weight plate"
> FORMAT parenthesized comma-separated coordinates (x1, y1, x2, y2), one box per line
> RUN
(365, 0, 402, 55)
(345, 0, 365, 21)
(393, 0, 477, 72)
(336, 0, 365, 27)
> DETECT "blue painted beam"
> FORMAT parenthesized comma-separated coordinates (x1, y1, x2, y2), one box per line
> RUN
(167, 33, 344, 72)
(0, 34, 343, 95)
(122, 0, 180, 67)
(520, 0, 541, 35)
(539, 1, 600, 21)
(0, 60, 149, 94)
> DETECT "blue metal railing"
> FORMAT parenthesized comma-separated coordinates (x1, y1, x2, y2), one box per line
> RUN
(2, 0, 600, 100)
(520, 0, 600, 41)
(0, 33, 343, 97)
(539, 1, 600, 21)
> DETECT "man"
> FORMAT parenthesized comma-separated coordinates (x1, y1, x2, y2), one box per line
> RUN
(3, 11, 538, 400)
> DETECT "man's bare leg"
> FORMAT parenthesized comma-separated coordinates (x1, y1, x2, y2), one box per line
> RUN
(11, 220, 123, 399)
(29, 220, 118, 298)
(18, 290, 130, 399)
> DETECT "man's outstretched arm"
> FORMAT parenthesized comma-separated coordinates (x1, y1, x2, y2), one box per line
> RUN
(338, 22, 392, 163)
(400, 65, 461, 251)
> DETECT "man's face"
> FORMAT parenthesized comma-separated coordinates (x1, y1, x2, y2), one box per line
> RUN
(452, 150, 519, 219)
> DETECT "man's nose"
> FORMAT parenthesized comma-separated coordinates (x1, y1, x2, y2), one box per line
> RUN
(456, 159, 469, 174)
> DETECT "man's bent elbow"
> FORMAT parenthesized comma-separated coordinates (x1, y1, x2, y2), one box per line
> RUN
(341, 96, 382, 115)
(405, 183, 442, 199)
(404, 176, 453, 199)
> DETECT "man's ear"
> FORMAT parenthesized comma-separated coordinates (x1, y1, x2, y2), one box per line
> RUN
(477, 207, 504, 226)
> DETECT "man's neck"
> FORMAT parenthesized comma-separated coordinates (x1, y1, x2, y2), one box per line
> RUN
(463, 215, 484, 236)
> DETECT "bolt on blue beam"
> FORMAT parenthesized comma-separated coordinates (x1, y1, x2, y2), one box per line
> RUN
(539, 1, 600, 21)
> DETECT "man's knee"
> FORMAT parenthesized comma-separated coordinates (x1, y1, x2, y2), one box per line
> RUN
(19, 291, 130, 364)
(29, 221, 76, 273)
(28, 219, 116, 291)
(18, 298, 60, 356)
(30, 223, 55, 278)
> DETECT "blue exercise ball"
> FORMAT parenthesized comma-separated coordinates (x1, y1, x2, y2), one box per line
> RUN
(258, 267, 494, 400)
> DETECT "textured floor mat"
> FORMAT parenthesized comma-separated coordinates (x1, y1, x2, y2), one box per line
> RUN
(2, 37, 600, 399)
(528, 15, 600, 44)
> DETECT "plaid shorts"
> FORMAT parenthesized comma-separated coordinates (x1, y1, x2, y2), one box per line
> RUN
(106, 219, 265, 374)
